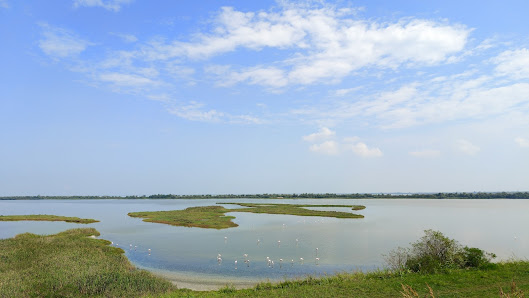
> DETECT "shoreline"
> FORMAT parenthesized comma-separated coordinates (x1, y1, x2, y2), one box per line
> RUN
(136, 265, 274, 291)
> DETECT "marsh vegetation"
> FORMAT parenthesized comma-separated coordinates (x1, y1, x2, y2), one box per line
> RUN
(0, 228, 175, 297)
(0, 214, 98, 224)
(128, 203, 365, 229)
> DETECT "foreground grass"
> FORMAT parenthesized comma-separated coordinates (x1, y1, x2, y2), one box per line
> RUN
(163, 262, 529, 297)
(0, 228, 176, 297)
(128, 203, 365, 229)
(0, 214, 99, 224)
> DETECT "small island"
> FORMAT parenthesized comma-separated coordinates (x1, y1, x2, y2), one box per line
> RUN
(128, 203, 365, 229)
(0, 215, 99, 224)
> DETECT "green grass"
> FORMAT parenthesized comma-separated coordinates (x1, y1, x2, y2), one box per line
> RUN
(0, 228, 176, 297)
(128, 203, 365, 229)
(160, 262, 529, 297)
(0, 214, 99, 224)
(128, 206, 238, 229)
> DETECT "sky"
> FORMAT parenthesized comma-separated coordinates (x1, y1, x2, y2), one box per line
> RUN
(0, 0, 528, 196)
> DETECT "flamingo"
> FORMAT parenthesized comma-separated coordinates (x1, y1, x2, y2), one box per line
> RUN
(315, 257, 320, 265)
(300, 257, 304, 265)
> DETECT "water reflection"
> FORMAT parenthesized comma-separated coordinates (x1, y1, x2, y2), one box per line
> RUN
(1, 199, 528, 285)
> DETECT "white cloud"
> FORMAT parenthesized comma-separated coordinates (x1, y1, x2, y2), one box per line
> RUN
(302, 127, 335, 142)
(456, 139, 480, 155)
(409, 150, 441, 158)
(39, 24, 92, 58)
(493, 48, 529, 79)
(295, 66, 529, 129)
(304, 131, 381, 157)
(110, 32, 138, 43)
(37, 2, 529, 130)
(137, 3, 469, 87)
(334, 87, 362, 97)
(515, 137, 529, 148)
(347, 142, 383, 157)
(73, 0, 133, 12)
(168, 102, 223, 122)
(217, 66, 288, 88)
(0, 0, 8, 9)
(98, 72, 157, 86)
(309, 140, 339, 155)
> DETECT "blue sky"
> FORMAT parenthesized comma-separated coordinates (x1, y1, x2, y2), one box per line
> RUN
(1, 0, 528, 195)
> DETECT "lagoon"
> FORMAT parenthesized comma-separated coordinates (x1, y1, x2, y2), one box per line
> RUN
(1, 199, 527, 290)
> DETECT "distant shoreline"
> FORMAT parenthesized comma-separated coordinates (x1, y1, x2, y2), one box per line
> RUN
(1, 192, 528, 200)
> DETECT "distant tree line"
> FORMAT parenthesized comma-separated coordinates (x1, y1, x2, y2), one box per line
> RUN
(1, 192, 528, 200)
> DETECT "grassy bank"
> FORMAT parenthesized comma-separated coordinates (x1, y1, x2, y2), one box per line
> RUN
(0, 228, 175, 297)
(128, 203, 365, 229)
(179, 262, 529, 297)
(0, 214, 99, 224)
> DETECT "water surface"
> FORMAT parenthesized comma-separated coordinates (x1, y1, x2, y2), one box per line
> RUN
(1, 199, 527, 288)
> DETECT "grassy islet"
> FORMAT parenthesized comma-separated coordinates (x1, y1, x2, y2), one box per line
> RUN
(128, 203, 365, 229)
(0, 214, 99, 224)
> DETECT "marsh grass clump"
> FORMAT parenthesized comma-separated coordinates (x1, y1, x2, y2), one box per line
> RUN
(385, 230, 496, 274)
(129, 203, 365, 229)
(128, 206, 239, 229)
(0, 214, 99, 224)
(224, 203, 365, 218)
(0, 228, 175, 297)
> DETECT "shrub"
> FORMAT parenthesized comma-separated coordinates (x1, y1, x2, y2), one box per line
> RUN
(385, 230, 495, 273)
(462, 246, 496, 268)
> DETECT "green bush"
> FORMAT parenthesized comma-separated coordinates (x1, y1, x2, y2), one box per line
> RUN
(462, 246, 496, 268)
(385, 230, 495, 274)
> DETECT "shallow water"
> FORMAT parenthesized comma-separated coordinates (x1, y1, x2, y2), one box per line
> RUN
(1, 199, 528, 288)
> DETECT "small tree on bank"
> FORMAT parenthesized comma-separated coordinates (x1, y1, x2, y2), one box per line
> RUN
(384, 230, 496, 273)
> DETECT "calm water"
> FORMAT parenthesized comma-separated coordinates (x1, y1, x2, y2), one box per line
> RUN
(1, 199, 528, 285)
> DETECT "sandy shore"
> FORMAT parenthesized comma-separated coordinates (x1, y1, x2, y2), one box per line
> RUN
(138, 266, 276, 291)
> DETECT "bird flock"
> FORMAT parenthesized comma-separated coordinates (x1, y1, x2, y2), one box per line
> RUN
(109, 224, 327, 271)
(217, 235, 321, 270)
